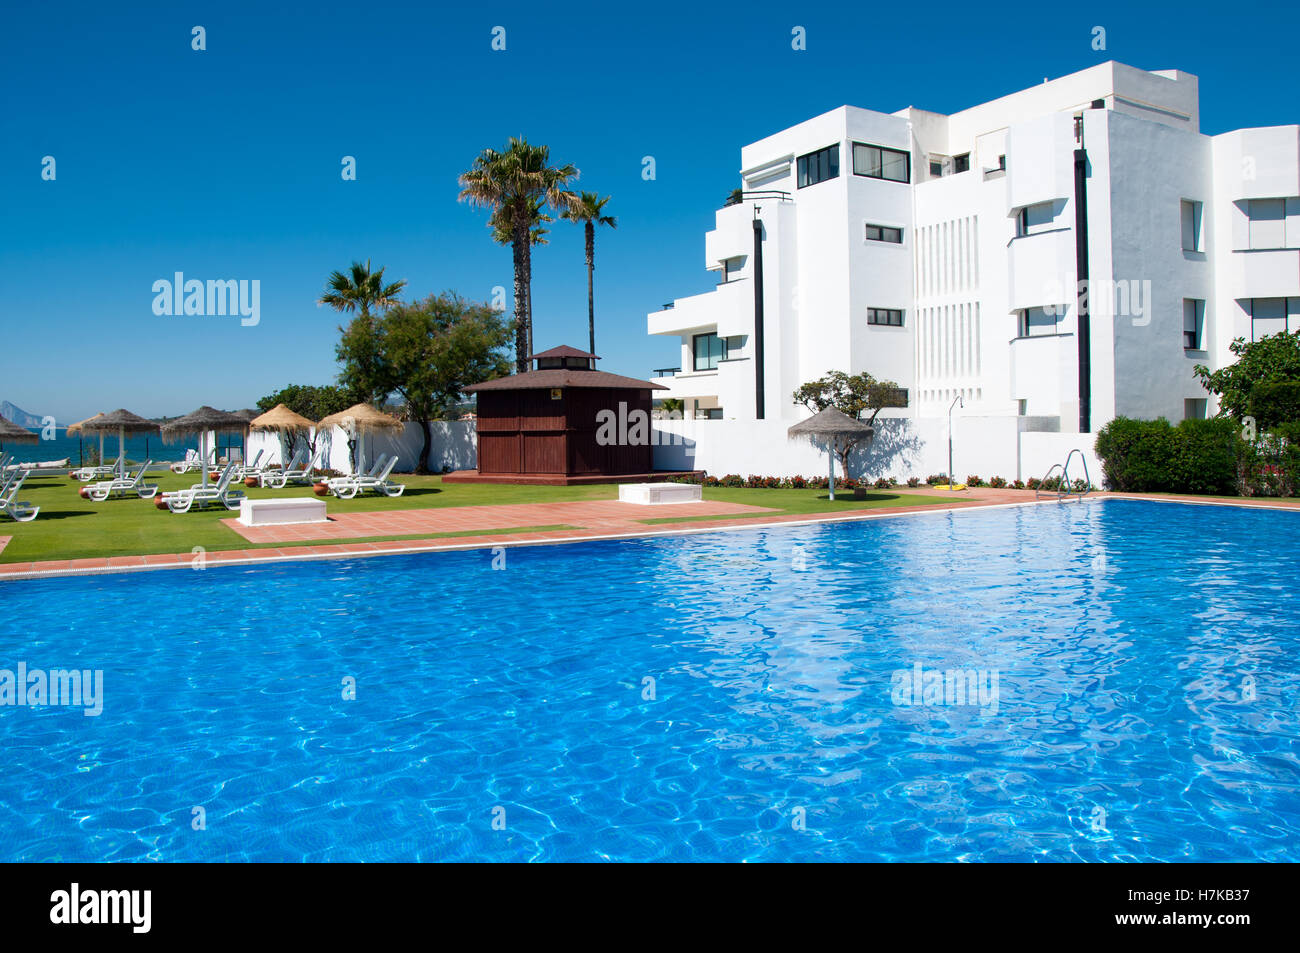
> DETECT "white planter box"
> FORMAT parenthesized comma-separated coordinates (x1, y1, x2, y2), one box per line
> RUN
(237, 497, 328, 526)
(618, 483, 702, 505)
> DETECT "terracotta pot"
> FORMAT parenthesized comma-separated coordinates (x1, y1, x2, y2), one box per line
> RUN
(154, 496, 169, 510)
(78, 486, 89, 499)
(313, 482, 329, 496)
(209, 471, 219, 481)
(245, 477, 259, 487)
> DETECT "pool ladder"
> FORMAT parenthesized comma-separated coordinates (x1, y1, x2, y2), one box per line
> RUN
(1035, 448, 1092, 502)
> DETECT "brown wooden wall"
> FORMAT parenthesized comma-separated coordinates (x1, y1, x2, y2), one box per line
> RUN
(475, 387, 654, 475)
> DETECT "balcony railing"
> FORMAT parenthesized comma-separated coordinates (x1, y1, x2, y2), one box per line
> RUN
(652, 367, 680, 378)
(723, 189, 793, 208)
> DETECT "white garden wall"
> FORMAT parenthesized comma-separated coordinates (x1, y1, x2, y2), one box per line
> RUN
(651, 416, 1101, 484)
(245, 421, 476, 475)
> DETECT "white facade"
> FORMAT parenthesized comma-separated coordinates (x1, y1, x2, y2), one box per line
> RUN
(647, 61, 1300, 480)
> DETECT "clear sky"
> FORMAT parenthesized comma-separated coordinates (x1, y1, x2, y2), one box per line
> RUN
(2, 0, 1296, 423)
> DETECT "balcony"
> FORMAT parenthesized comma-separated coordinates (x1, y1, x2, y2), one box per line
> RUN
(1007, 227, 1075, 311)
(1232, 248, 1300, 299)
(647, 278, 753, 338)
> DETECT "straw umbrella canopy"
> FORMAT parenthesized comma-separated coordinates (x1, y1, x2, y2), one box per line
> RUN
(0, 414, 39, 448)
(317, 403, 402, 475)
(249, 404, 317, 468)
(162, 407, 250, 488)
(788, 408, 874, 500)
(67, 412, 108, 468)
(78, 409, 161, 479)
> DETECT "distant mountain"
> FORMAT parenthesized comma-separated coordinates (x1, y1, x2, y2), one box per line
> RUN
(0, 401, 43, 429)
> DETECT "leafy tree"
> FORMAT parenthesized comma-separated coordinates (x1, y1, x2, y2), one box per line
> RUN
(318, 260, 407, 404)
(793, 370, 906, 478)
(1194, 330, 1300, 422)
(374, 292, 514, 473)
(459, 137, 579, 371)
(560, 191, 617, 355)
(1248, 381, 1300, 430)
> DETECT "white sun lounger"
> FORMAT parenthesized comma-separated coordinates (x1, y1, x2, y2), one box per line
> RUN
(327, 455, 404, 498)
(83, 460, 159, 501)
(161, 462, 246, 513)
(0, 471, 39, 523)
(230, 449, 267, 482)
(259, 447, 314, 488)
(71, 455, 124, 482)
(170, 449, 207, 474)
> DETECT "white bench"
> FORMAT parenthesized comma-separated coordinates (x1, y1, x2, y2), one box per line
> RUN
(237, 497, 328, 527)
(618, 483, 703, 505)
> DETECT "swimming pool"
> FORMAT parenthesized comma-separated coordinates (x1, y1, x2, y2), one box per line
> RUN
(1, 498, 1296, 861)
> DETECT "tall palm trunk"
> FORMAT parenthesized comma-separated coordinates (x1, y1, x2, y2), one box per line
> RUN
(511, 219, 529, 373)
(523, 239, 534, 359)
(585, 221, 596, 355)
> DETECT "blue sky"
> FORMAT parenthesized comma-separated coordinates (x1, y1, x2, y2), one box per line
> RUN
(2, 0, 1296, 423)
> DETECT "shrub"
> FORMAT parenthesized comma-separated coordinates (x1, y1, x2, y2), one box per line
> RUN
(926, 473, 948, 486)
(1012, 479, 1025, 489)
(906, 477, 920, 487)
(703, 475, 720, 487)
(873, 477, 891, 489)
(966, 475, 985, 487)
(1026, 477, 1041, 490)
(788, 475, 807, 489)
(721, 473, 745, 488)
(1095, 416, 1239, 494)
(745, 474, 763, 488)
(989, 476, 1007, 488)
(808, 476, 829, 489)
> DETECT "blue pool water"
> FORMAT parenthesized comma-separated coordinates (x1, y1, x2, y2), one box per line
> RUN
(1, 499, 1297, 862)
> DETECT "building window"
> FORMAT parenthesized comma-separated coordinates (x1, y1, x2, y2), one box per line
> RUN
(865, 223, 903, 244)
(1016, 201, 1056, 237)
(692, 332, 727, 370)
(1181, 200, 1203, 252)
(953, 153, 971, 174)
(1183, 299, 1205, 350)
(852, 142, 910, 183)
(1018, 306, 1061, 337)
(1248, 198, 1287, 249)
(1249, 297, 1298, 340)
(997, 155, 1006, 170)
(796, 145, 839, 189)
(929, 159, 944, 178)
(1184, 398, 1207, 420)
(867, 308, 904, 327)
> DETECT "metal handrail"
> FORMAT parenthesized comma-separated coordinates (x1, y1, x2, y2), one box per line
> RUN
(1035, 450, 1092, 502)
(1060, 448, 1092, 502)
(724, 190, 793, 207)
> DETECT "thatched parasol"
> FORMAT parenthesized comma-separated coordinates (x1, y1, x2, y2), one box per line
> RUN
(79, 409, 161, 478)
(788, 408, 874, 500)
(67, 412, 107, 468)
(317, 403, 402, 474)
(162, 407, 250, 488)
(0, 414, 39, 447)
(250, 404, 317, 468)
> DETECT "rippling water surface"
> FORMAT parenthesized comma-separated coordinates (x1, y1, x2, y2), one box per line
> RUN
(1, 499, 1297, 861)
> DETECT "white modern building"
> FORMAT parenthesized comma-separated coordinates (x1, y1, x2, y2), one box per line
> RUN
(647, 61, 1300, 481)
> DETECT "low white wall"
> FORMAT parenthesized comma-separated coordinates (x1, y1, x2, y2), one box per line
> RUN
(245, 421, 477, 474)
(651, 416, 1101, 484)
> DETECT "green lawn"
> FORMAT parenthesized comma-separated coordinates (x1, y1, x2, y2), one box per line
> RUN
(0, 472, 967, 564)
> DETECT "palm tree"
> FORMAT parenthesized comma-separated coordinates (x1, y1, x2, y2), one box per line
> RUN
(561, 192, 617, 357)
(318, 260, 406, 404)
(459, 137, 578, 372)
(318, 259, 406, 319)
(492, 197, 550, 359)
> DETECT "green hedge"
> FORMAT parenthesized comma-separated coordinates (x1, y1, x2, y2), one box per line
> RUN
(1094, 417, 1239, 494)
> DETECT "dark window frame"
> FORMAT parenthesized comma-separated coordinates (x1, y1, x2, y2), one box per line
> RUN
(851, 142, 910, 183)
(953, 153, 971, 174)
(691, 332, 727, 371)
(867, 307, 904, 327)
(796, 144, 840, 189)
(865, 223, 903, 244)
(1183, 298, 1205, 350)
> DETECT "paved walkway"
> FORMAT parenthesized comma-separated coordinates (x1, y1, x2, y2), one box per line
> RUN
(1, 489, 1297, 581)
